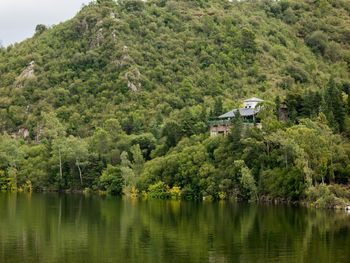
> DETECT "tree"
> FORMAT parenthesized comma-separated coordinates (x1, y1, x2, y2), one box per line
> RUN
(239, 28, 257, 53)
(162, 121, 182, 148)
(98, 165, 123, 195)
(120, 151, 135, 190)
(324, 80, 346, 132)
(274, 96, 281, 120)
(130, 144, 144, 176)
(181, 108, 196, 137)
(213, 98, 223, 116)
(66, 136, 89, 186)
(19, 144, 49, 190)
(235, 160, 257, 201)
(35, 24, 47, 35)
(0, 134, 23, 190)
(51, 137, 69, 183)
(91, 128, 110, 159)
(306, 31, 328, 55)
(267, 118, 339, 186)
(104, 118, 124, 142)
(52, 136, 89, 186)
(228, 111, 243, 154)
(41, 112, 66, 141)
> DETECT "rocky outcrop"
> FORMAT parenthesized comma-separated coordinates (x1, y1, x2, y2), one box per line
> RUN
(11, 128, 30, 139)
(125, 67, 141, 92)
(90, 28, 104, 48)
(15, 61, 36, 87)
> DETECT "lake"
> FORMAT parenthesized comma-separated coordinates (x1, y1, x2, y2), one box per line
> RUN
(0, 193, 349, 263)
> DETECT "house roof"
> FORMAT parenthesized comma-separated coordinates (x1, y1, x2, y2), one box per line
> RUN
(244, 97, 264, 102)
(219, 109, 238, 119)
(219, 108, 260, 119)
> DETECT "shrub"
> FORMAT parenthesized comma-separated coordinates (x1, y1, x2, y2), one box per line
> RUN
(98, 165, 124, 195)
(306, 31, 328, 55)
(328, 184, 350, 200)
(218, 191, 226, 200)
(284, 64, 309, 83)
(305, 184, 348, 208)
(148, 181, 170, 199)
(169, 186, 182, 200)
(260, 168, 305, 200)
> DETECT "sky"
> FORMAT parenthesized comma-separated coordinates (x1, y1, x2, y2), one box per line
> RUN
(0, 0, 92, 46)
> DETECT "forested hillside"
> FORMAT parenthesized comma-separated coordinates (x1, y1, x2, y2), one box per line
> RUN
(0, 0, 350, 207)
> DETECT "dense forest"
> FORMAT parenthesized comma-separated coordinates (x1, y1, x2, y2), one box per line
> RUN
(0, 0, 350, 207)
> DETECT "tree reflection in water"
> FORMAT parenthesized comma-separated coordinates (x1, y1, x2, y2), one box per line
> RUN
(0, 193, 349, 263)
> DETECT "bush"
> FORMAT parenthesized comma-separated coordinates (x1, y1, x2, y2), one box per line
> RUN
(169, 186, 182, 200)
(305, 184, 348, 208)
(306, 31, 328, 55)
(328, 184, 350, 200)
(284, 65, 309, 83)
(260, 168, 305, 200)
(98, 165, 124, 195)
(148, 181, 170, 199)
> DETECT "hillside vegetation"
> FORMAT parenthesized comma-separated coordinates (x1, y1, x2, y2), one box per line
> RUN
(0, 0, 350, 207)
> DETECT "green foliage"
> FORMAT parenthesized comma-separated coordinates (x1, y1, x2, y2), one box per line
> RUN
(306, 31, 328, 55)
(305, 184, 348, 208)
(148, 181, 170, 199)
(284, 64, 309, 84)
(130, 144, 144, 176)
(169, 186, 182, 200)
(260, 168, 305, 200)
(35, 24, 48, 35)
(213, 98, 223, 117)
(98, 164, 123, 195)
(0, 0, 349, 205)
(235, 160, 257, 201)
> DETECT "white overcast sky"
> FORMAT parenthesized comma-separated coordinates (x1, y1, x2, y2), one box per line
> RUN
(0, 0, 92, 46)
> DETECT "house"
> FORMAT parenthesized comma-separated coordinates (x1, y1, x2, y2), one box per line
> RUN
(209, 97, 264, 136)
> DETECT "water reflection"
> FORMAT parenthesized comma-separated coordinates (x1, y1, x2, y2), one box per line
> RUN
(0, 193, 349, 263)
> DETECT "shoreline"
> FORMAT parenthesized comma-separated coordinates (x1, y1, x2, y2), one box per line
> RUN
(5, 190, 349, 211)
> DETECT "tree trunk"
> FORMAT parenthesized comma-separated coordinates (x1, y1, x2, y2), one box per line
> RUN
(76, 159, 83, 186)
(285, 150, 288, 168)
(59, 148, 63, 180)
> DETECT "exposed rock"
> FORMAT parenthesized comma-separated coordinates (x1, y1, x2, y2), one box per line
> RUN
(96, 20, 104, 28)
(15, 61, 36, 87)
(110, 12, 116, 19)
(114, 45, 135, 68)
(20, 128, 30, 139)
(127, 81, 140, 92)
(75, 18, 89, 34)
(35, 127, 44, 143)
(119, 54, 134, 68)
(11, 128, 30, 139)
(90, 28, 104, 48)
(125, 67, 141, 92)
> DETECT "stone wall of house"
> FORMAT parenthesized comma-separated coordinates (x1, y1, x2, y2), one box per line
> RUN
(210, 125, 231, 136)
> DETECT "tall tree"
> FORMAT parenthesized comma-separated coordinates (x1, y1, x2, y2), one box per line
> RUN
(324, 80, 345, 132)
(213, 98, 223, 117)
(130, 144, 144, 177)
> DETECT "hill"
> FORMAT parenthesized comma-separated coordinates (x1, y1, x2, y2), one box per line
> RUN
(0, 0, 349, 206)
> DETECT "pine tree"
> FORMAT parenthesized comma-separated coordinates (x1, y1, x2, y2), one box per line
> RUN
(324, 79, 345, 131)
(229, 111, 243, 155)
(213, 98, 223, 117)
(274, 96, 281, 120)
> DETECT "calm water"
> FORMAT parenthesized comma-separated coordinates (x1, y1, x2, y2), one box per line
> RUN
(0, 193, 349, 263)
